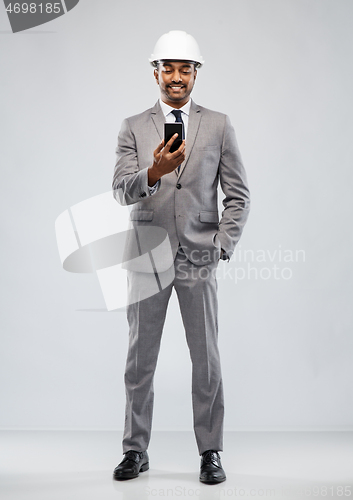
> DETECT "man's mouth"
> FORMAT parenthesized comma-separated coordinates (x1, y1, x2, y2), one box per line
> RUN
(168, 86, 184, 92)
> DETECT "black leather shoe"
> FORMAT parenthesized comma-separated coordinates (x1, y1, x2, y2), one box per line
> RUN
(199, 450, 226, 484)
(113, 450, 149, 480)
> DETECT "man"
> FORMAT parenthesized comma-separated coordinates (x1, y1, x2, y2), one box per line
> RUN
(112, 30, 250, 484)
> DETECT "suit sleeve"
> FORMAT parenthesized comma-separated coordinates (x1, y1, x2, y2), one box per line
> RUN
(112, 118, 160, 205)
(217, 115, 250, 260)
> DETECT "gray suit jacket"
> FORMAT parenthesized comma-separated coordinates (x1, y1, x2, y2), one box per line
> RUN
(112, 99, 250, 270)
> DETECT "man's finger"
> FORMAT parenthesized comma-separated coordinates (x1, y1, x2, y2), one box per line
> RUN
(153, 153, 161, 163)
(169, 140, 185, 159)
(154, 140, 164, 155)
(177, 140, 186, 153)
(164, 133, 178, 151)
(174, 149, 185, 160)
(172, 140, 186, 158)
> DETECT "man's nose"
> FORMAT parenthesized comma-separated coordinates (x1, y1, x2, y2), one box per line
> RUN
(171, 71, 182, 82)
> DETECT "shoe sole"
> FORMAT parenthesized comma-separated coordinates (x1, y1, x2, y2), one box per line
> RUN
(113, 462, 149, 480)
(200, 475, 226, 484)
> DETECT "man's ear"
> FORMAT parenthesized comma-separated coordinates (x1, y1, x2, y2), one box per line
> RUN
(194, 68, 197, 81)
(154, 68, 159, 85)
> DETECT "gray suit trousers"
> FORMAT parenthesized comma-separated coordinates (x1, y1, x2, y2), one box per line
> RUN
(122, 245, 224, 456)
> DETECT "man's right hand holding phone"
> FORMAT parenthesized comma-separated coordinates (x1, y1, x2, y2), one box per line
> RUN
(148, 134, 185, 187)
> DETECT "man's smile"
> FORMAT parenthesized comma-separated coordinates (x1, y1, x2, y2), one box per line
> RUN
(168, 85, 185, 92)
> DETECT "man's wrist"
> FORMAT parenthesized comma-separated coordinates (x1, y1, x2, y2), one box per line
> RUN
(148, 165, 162, 187)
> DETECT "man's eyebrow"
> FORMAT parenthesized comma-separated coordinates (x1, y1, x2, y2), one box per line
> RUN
(162, 63, 193, 68)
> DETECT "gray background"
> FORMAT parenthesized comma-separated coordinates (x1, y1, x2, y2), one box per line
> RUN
(1, 0, 352, 432)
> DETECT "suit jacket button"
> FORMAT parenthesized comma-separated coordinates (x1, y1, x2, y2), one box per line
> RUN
(140, 192, 146, 197)
(176, 183, 182, 189)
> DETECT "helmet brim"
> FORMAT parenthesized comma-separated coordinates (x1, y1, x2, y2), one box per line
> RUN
(149, 58, 203, 69)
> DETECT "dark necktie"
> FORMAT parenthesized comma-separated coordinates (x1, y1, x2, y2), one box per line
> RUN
(171, 109, 185, 173)
(171, 109, 185, 139)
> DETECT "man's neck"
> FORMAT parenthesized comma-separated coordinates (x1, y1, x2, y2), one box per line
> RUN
(159, 98, 192, 114)
(160, 97, 190, 109)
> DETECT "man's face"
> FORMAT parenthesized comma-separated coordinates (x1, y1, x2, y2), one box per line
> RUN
(154, 61, 197, 108)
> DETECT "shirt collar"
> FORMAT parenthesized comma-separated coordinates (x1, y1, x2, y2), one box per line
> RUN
(159, 98, 191, 118)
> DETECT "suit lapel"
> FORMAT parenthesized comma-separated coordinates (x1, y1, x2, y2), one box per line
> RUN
(150, 101, 165, 141)
(177, 100, 201, 178)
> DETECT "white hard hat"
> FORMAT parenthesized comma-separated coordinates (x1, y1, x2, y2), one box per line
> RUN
(149, 30, 204, 68)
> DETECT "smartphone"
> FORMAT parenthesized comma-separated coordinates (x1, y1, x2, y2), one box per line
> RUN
(164, 123, 183, 153)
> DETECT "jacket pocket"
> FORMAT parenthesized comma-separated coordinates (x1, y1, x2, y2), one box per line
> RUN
(195, 145, 219, 151)
(199, 211, 219, 223)
(130, 209, 154, 221)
